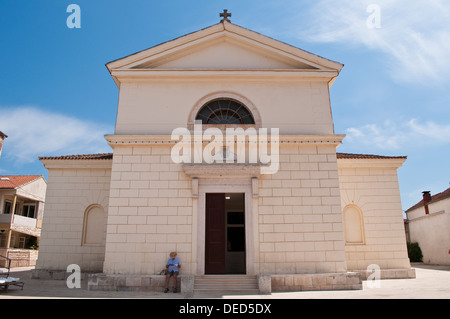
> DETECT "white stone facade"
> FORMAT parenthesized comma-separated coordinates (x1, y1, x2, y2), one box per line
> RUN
(35, 20, 413, 289)
(338, 156, 411, 270)
(36, 160, 111, 272)
(257, 144, 345, 275)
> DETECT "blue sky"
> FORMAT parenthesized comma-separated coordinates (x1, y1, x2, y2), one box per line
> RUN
(0, 0, 449, 211)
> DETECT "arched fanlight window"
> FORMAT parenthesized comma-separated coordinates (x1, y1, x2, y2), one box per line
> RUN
(195, 99, 255, 124)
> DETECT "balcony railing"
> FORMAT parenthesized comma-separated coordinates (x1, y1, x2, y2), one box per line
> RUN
(11, 215, 37, 228)
(0, 214, 12, 224)
(0, 214, 37, 228)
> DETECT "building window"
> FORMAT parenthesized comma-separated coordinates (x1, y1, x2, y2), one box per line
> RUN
(3, 201, 19, 215)
(195, 99, 255, 124)
(343, 205, 365, 244)
(3, 201, 12, 214)
(18, 237, 26, 248)
(0, 233, 7, 248)
(22, 204, 36, 218)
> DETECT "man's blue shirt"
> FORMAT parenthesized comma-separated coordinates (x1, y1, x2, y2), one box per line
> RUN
(167, 257, 180, 272)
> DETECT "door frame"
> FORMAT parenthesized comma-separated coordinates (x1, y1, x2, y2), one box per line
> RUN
(196, 178, 255, 275)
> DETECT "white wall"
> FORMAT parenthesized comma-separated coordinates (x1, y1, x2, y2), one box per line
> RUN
(17, 177, 47, 202)
(103, 145, 193, 275)
(338, 159, 411, 270)
(115, 80, 334, 136)
(257, 144, 347, 274)
(36, 164, 111, 272)
(407, 197, 450, 265)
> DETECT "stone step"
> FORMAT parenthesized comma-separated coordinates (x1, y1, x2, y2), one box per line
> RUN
(194, 289, 260, 295)
(194, 275, 259, 294)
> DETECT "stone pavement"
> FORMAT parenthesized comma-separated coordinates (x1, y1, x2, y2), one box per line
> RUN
(1, 263, 449, 299)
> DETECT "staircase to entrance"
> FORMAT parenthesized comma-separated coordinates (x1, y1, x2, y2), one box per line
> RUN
(194, 275, 259, 295)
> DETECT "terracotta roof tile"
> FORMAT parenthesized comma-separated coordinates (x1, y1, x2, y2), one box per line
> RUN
(406, 187, 450, 213)
(39, 152, 405, 162)
(336, 152, 407, 159)
(0, 175, 42, 189)
(39, 153, 113, 160)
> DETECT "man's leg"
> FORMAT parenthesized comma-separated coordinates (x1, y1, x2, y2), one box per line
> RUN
(173, 274, 177, 292)
(164, 273, 170, 292)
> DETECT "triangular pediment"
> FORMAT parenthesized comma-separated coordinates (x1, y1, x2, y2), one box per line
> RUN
(106, 22, 343, 83)
(131, 36, 317, 70)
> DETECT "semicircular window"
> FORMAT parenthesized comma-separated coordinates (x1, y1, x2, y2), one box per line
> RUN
(195, 99, 255, 124)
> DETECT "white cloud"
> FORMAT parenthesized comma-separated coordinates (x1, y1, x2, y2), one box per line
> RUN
(0, 106, 113, 163)
(344, 118, 450, 151)
(300, 0, 450, 84)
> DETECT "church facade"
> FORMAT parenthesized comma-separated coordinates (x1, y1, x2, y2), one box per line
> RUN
(35, 17, 414, 292)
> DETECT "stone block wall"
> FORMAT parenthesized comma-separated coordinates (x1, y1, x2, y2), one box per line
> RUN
(88, 273, 183, 292)
(35, 166, 111, 273)
(103, 145, 193, 275)
(338, 162, 411, 270)
(271, 272, 362, 292)
(256, 144, 347, 274)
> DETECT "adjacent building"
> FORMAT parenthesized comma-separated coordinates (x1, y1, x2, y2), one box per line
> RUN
(0, 175, 46, 267)
(0, 131, 7, 158)
(406, 188, 450, 265)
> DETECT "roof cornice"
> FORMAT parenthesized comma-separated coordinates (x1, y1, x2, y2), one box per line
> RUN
(106, 23, 225, 71)
(105, 21, 343, 85)
(336, 155, 406, 169)
(105, 134, 345, 146)
(110, 69, 340, 83)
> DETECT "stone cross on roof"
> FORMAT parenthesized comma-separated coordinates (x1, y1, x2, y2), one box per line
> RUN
(220, 9, 231, 23)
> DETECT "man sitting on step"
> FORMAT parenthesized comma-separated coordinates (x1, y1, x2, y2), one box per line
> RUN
(164, 251, 181, 293)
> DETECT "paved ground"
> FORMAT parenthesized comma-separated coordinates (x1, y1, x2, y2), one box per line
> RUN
(1, 263, 449, 299)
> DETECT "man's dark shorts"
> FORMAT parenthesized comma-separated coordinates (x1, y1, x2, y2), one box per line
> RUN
(166, 270, 179, 277)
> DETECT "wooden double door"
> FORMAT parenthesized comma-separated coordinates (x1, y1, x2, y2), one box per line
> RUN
(204, 193, 246, 274)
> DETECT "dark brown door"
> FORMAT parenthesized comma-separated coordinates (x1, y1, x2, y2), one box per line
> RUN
(205, 193, 226, 274)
